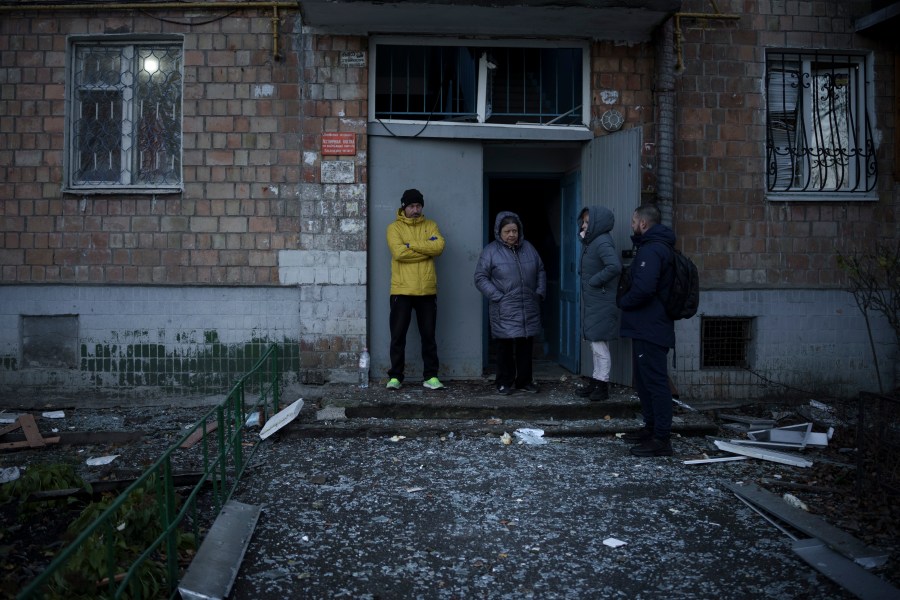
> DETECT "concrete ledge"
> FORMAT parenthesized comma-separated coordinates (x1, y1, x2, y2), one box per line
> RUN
(179, 500, 261, 600)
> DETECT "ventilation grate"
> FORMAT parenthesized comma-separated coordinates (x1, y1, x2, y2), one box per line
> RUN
(701, 317, 752, 369)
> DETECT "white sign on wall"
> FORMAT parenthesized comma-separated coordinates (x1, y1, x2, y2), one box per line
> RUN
(340, 51, 366, 67)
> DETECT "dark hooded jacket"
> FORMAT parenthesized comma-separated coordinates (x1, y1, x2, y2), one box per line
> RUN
(474, 211, 547, 339)
(617, 222, 676, 348)
(579, 206, 622, 342)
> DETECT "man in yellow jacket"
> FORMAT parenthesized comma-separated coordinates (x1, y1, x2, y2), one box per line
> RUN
(385, 189, 446, 390)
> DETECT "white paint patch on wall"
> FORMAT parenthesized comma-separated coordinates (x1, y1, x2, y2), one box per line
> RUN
(340, 219, 365, 234)
(321, 161, 355, 184)
(279, 250, 366, 285)
(253, 84, 275, 98)
(600, 90, 619, 104)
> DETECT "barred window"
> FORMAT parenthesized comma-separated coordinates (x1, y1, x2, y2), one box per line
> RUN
(765, 51, 877, 198)
(373, 40, 586, 127)
(68, 40, 183, 191)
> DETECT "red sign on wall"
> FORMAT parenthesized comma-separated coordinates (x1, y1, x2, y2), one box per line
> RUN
(322, 132, 356, 156)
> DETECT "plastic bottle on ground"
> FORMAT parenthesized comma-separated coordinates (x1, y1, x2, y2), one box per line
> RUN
(358, 348, 370, 388)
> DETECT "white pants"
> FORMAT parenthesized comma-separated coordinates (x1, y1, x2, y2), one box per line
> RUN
(590, 340, 611, 382)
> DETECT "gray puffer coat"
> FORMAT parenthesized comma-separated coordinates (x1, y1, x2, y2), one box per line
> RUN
(579, 206, 622, 341)
(474, 211, 547, 339)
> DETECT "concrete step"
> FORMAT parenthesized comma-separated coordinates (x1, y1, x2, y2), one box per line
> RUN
(282, 379, 720, 439)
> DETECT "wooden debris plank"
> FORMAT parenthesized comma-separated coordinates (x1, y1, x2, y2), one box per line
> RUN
(0, 437, 60, 451)
(20, 414, 46, 447)
(0, 415, 60, 451)
(1, 431, 144, 446)
(180, 421, 219, 449)
(0, 418, 25, 436)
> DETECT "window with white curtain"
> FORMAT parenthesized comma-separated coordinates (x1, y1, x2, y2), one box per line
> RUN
(766, 51, 877, 199)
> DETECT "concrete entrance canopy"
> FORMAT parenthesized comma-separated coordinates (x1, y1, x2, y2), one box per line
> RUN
(297, 0, 682, 42)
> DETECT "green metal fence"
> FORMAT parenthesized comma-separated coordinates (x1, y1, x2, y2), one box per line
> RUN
(17, 344, 281, 600)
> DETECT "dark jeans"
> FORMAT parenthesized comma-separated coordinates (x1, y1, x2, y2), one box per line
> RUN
(388, 295, 439, 382)
(631, 338, 672, 441)
(495, 336, 534, 389)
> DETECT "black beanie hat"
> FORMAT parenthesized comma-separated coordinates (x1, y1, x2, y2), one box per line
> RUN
(401, 188, 424, 208)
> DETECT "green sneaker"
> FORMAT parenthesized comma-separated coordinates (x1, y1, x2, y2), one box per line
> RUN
(386, 378, 402, 390)
(422, 377, 444, 390)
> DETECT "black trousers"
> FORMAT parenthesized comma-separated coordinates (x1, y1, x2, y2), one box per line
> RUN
(631, 338, 672, 441)
(388, 294, 439, 382)
(495, 336, 534, 389)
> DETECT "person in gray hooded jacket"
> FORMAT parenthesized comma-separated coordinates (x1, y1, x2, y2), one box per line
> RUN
(474, 211, 547, 395)
(577, 205, 622, 401)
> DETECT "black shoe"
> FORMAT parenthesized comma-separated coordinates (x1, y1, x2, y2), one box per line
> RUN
(519, 383, 539, 394)
(575, 378, 598, 398)
(589, 381, 609, 401)
(630, 437, 673, 457)
(622, 428, 653, 443)
(496, 385, 513, 396)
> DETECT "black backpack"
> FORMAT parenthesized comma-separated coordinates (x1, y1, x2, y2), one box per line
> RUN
(663, 247, 700, 320)
(616, 243, 699, 321)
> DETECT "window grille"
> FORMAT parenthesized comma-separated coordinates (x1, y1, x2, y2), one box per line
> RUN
(765, 51, 877, 196)
(69, 42, 183, 190)
(701, 317, 752, 369)
(374, 43, 584, 126)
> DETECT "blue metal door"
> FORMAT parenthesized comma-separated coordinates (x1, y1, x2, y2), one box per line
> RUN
(557, 173, 580, 372)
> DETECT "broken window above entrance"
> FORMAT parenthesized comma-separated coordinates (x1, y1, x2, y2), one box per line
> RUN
(373, 40, 587, 127)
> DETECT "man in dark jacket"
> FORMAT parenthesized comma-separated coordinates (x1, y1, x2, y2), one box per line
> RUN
(616, 203, 676, 457)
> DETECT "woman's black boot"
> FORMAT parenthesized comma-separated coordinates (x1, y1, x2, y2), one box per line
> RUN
(589, 380, 609, 401)
(576, 378, 598, 398)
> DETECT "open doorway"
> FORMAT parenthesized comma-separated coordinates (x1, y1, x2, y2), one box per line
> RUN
(482, 175, 568, 378)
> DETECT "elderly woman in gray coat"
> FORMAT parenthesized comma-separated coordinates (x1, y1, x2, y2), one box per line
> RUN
(577, 205, 622, 401)
(474, 211, 547, 395)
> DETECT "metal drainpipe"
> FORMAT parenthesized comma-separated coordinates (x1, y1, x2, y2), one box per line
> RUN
(656, 17, 676, 229)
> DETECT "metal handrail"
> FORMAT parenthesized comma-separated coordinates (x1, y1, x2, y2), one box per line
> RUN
(17, 343, 281, 599)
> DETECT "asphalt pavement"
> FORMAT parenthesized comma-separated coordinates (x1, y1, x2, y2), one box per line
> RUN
(224, 379, 868, 599)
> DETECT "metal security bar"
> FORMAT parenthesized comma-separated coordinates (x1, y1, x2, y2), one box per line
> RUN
(701, 317, 752, 369)
(487, 47, 582, 125)
(18, 344, 281, 600)
(374, 44, 582, 125)
(766, 51, 877, 194)
(375, 45, 478, 121)
(71, 42, 183, 189)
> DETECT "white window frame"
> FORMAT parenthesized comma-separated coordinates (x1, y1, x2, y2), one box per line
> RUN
(65, 35, 184, 194)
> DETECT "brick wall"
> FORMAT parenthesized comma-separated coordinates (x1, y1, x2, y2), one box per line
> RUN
(289, 29, 369, 378)
(0, 8, 303, 285)
(0, 8, 372, 393)
(674, 0, 898, 288)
